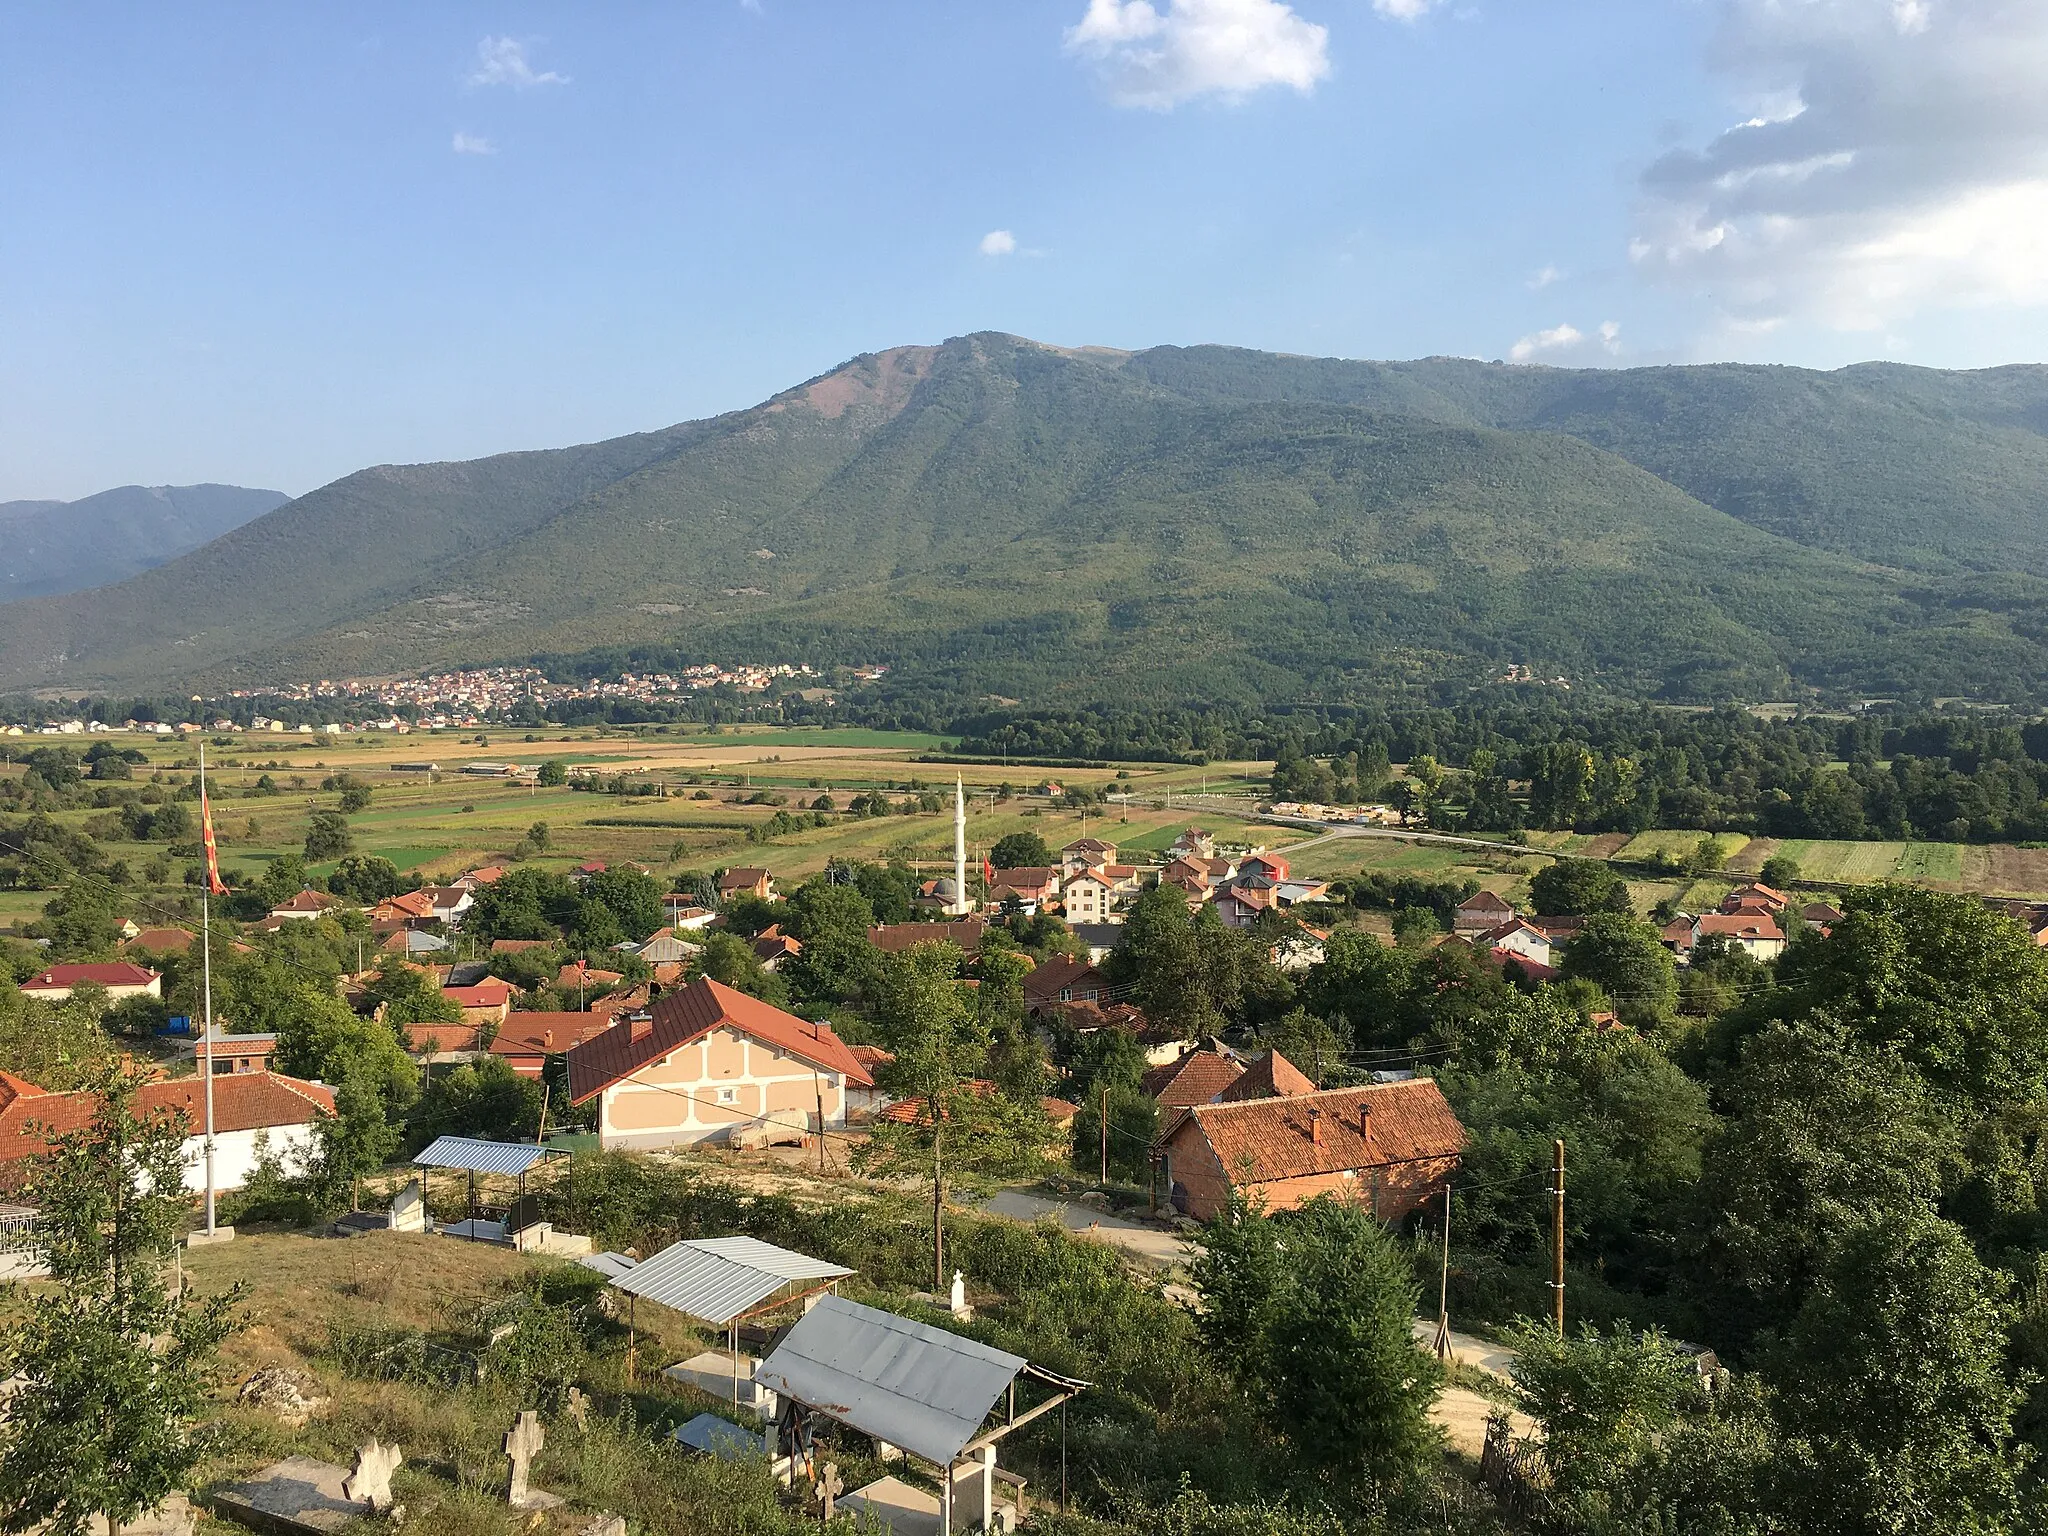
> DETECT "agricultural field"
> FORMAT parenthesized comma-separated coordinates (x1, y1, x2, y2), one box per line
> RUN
(1611, 830, 1751, 865)
(0, 726, 1295, 937)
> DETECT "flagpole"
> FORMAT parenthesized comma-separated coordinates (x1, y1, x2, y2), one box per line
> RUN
(200, 741, 218, 1237)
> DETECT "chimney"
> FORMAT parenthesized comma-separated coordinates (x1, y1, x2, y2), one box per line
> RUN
(1360, 1102, 1373, 1138)
(1308, 1107, 1323, 1146)
(542, 1030, 553, 1049)
(630, 1013, 653, 1042)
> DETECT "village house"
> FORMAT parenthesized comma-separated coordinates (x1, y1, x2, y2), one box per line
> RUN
(1694, 910, 1787, 962)
(490, 1010, 619, 1079)
(1216, 1048, 1319, 1101)
(564, 977, 871, 1151)
(444, 976, 515, 1027)
(122, 926, 197, 955)
(751, 925, 803, 971)
(1272, 877, 1332, 907)
(0, 1069, 334, 1194)
(1140, 1048, 1246, 1109)
(1157, 1078, 1466, 1223)
(415, 885, 475, 926)
(1214, 882, 1277, 929)
(1453, 890, 1516, 933)
(1061, 838, 1117, 876)
(1238, 851, 1290, 884)
(719, 867, 776, 902)
(1721, 883, 1788, 913)
(268, 889, 339, 922)
(1166, 828, 1216, 861)
(846, 1044, 896, 1118)
(373, 889, 439, 924)
(1477, 918, 1555, 971)
(986, 866, 1060, 913)
(185, 1028, 277, 1075)
(1023, 954, 1108, 1014)
(1062, 868, 1119, 925)
(19, 961, 161, 1003)
(866, 918, 989, 956)
(635, 927, 704, 965)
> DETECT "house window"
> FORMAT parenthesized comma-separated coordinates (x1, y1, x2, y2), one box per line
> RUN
(717, 1087, 738, 1105)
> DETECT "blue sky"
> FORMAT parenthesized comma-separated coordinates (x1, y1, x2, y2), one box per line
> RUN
(4, 0, 2045, 500)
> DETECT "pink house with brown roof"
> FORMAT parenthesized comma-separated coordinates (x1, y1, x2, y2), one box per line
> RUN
(565, 977, 872, 1151)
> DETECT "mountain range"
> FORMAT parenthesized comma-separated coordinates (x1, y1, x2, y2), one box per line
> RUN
(3, 335, 2046, 706)
(0, 483, 286, 604)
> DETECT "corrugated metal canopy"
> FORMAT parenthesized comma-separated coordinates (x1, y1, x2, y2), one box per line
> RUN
(753, 1295, 1026, 1466)
(413, 1135, 557, 1174)
(611, 1236, 852, 1325)
(578, 1251, 640, 1282)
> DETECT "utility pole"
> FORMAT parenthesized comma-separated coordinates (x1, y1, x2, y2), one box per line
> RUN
(1099, 1085, 1109, 1186)
(1434, 1186, 1452, 1360)
(1551, 1138, 1566, 1338)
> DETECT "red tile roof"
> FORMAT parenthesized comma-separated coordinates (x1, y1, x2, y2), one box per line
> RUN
(565, 977, 872, 1105)
(1172, 1080, 1466, 1187)
(491, 938, 551, 954)
(445, 979, 515, 1006)
(123, 928, 196, 953)
(491, 1011, 618, 1059)
(1141, 1049, 1247, 1108)
(0, 1071, 334, 1166)
(404, 1022, 484, 1052)
(1216, 1050, 1317, 1102)
(867, 920, 988, 954)
(557, 965, 624, 991)
(1698, 912, 1784, 942)
(21, 962, 158, 992)
(1023, 953, 1105, 1001)
(270, 890, 338, 914)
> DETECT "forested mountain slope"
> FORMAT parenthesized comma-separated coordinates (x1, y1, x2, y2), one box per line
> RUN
(2, 335, 2045, 705)
(0, 483, 287, 600)
(1123, 347, 2048, 575)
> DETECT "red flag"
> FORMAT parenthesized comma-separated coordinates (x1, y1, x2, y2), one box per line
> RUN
(982, 858, 996, 887)
(200, 789, 227, 895)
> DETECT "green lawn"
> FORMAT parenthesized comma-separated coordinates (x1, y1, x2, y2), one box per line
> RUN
(1895, 842, 1965, 882)
(1769, 839, 1911, 883)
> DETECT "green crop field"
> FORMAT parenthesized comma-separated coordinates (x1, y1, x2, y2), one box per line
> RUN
(1614, 830, 1751, 863)
(1768, 839, 1912, 883)
(1895, 842, 1966, 882)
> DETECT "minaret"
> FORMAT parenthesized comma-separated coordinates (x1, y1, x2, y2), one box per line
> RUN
(951, 775, 970, 916)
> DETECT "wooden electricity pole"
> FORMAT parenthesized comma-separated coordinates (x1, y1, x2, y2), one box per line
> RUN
(1099, 1085, 1110, 1186)
(1551, 1138, 1567, 1338)
(1433, 1185, 1452, 1359)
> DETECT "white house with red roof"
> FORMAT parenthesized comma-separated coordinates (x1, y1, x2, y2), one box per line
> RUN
(563, 977, 872, 1151)
(19, 961, 161, 1003)
(0, 1069, 333, 1193)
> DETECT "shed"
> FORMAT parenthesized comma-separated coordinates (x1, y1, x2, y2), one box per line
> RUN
(412, 1136, 562, 1242)
(754, 1295, 1087, 1534)
(611, 1235, 853, 1404)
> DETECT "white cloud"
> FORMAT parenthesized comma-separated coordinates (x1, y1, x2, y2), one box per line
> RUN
(1633, 0, 2048, 331)
(1598, 320, 1622, 353)
(1371, 0, 1442, 20)
(451, 131, 495, 156)
(1528, 264, 1563, 290)
(1064, 0, 1330, 110)
(468, 36, 567, 89)
(1510, 323, 1584, 362)
(979, 230, 1019, 257)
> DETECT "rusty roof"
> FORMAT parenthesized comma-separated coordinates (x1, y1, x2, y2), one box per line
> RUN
(1169, 1079, 1465, 1186)
(492, 1011, 618, 1058)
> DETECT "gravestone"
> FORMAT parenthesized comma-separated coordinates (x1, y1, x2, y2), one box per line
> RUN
(565, 1386, 590, 1431)
(949, 1269, 970, 1319)
(388, 1179, 426, 1232)
(341, 1440, 401, 1512)
(215, 1456, 381, 1534)
(813, 1463, 843, 1521)
(502, 1412, 562, 1511)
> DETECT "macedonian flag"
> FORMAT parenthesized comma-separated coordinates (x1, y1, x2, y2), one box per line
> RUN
(200, 787, 227, 895)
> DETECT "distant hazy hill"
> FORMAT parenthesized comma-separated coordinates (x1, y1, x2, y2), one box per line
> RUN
(0, 484, 288, 602)
(2, 336, 2046, 705)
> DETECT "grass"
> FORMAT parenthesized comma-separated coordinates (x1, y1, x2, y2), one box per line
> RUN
(1613, 830, 1750, 864)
